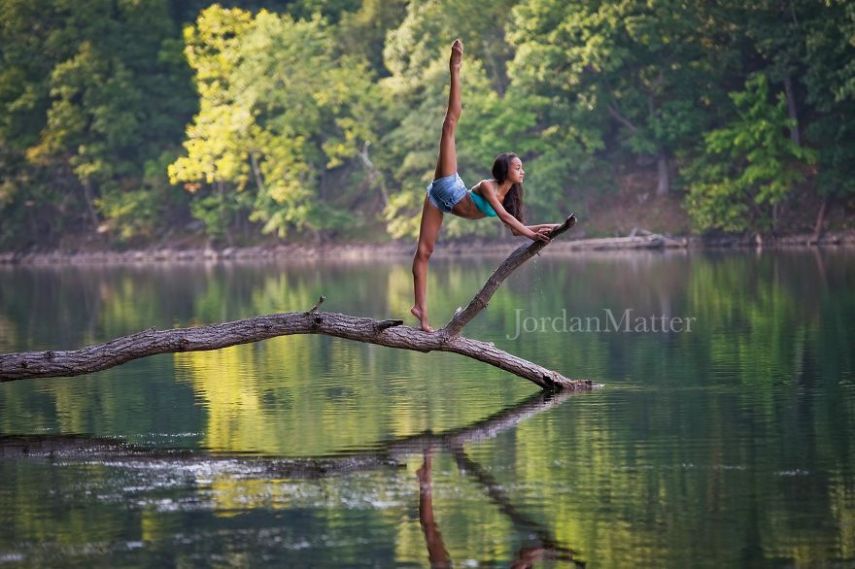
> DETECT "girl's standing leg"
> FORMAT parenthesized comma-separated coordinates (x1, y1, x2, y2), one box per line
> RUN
(411, 197, 442, 332)
(411, 39, 463, 332)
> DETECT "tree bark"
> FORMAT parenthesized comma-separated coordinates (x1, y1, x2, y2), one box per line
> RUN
(81, 180, 99, 229)
(442, 214, 576, 336)
(607, 103, 638, 133)
(0, 215, 591, 391)
(249, 151, 266, 196)
(783, 75, 801, 146)
(656, 152, 670, 196)
(358, 141, 389, 207)
(811, 195, 828, 244)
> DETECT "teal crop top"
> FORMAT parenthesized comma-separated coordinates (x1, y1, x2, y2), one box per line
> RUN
(469, 186, 498, 217)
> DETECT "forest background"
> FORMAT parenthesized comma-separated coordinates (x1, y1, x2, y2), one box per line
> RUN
(1, 0, 852, 250)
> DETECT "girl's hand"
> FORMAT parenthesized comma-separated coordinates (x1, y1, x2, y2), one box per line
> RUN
(527, 228, 550, 243)
(533, 224, 560, 237)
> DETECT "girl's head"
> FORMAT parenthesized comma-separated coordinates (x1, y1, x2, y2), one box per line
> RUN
(492, 152, 525, 223)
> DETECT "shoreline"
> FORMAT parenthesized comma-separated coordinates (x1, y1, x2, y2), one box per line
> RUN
(1, 230, 853, 265)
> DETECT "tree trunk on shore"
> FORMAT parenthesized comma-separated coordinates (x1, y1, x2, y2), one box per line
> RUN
(811, 196, 828, 244)
(783, 75, 801, 147)
(0, 215, 591, 391)
(656, 152, 670, 196)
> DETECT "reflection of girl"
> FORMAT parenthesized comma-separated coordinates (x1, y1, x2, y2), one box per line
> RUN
(411, 39, 559, 332)
(417, 448, 451, 568)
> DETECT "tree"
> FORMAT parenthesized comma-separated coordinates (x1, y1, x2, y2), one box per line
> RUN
(685, 74, 816, 233)
(0, 0, 195, 244)
(800, 0, 855, 233)
(169, 6, 383, 239)
(509, 0, 720, 197)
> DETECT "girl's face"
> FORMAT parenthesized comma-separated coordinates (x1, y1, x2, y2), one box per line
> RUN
(508, 157, 525, 183)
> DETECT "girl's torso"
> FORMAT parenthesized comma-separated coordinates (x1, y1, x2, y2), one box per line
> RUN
(452, 179, 503, 219)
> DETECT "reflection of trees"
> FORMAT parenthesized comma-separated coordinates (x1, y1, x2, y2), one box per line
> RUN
(1, 390, 586, 567)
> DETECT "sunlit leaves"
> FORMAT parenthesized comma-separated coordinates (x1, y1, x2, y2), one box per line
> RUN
(169, 7, 382, 237)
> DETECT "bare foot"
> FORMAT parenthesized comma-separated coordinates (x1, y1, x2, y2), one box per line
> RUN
(410, 305, 434, 332)
(450, 39, 463, 70)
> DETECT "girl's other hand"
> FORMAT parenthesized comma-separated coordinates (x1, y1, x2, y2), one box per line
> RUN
(528, 229, 550, 243)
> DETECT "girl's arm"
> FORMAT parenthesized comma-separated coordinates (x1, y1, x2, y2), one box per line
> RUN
(478, 182, 549, 242)
(527, 223, 561, 233)
(510, 224, 559, 237)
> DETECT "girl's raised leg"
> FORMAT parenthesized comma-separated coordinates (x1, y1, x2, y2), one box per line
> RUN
(411, 40, 464, 333)
(434, 39, 463, 180)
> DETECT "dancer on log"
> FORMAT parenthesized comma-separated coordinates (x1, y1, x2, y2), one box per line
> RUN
(411, 39, 559, 332)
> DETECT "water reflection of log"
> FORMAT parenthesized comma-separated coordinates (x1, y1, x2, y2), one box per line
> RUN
(2, 390, 585, 566)
(0, 390, 577, 476)
(450, 446, 556, 545)
(418, 445, 583, 568)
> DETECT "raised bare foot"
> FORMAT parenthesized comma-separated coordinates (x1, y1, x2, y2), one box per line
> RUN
(450, 39, 463, 70)
(410, 305, 434, 332)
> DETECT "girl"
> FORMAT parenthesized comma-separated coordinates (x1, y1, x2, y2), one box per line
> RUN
(411, 39, 558, 332)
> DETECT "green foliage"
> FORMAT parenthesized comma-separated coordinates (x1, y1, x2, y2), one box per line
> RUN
(509, 0, 717, 183)
(169, 6, 382, 237)
(0, 0, 853, 247)
(0, 0, 195, 246)
(95, 152, 191, 241)
(686, 75, 817, 232)
(799, 0, 855, 199)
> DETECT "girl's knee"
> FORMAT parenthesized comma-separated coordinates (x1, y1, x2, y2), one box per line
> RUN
(416, 243, 434, 261)
(441, 116, 458, 135)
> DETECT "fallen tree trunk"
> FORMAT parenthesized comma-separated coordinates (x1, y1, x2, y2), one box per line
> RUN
(0, 214, 591, 391)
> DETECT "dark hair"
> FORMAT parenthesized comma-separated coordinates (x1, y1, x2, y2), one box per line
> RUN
(492, 152, 525, 224)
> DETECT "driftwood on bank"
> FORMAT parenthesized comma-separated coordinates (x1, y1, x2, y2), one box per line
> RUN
(0, 214, 591, 391)
(557, 232, 686, 251)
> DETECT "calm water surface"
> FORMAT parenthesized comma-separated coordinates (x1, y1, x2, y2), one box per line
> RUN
(1, 249, 853, 568)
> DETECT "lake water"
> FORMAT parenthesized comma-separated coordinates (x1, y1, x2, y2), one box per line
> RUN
(1, 248, 853, 568)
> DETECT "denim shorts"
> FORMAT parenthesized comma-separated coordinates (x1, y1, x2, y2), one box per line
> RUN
(426, 173, 467, 213)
